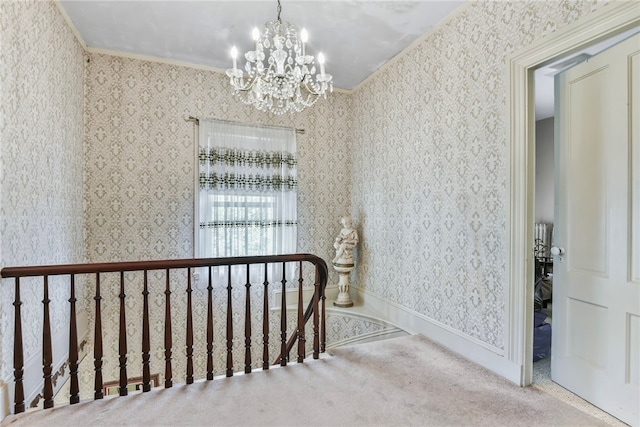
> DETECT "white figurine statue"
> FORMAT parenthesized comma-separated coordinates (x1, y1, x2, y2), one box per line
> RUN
(332, 216, 359, 266)
(332, 216, 358, 307)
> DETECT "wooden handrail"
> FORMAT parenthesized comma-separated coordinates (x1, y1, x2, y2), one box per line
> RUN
(1, 254, 328, 414)
(0, 254, 327, 278)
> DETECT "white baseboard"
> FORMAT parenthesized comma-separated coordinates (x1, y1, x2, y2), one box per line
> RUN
(326, 328, 408, 349)
(356, 287, 522, 385)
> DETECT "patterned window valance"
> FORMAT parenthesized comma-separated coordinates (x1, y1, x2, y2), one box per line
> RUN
(198, 172, 297, 191)
(199, 147, 296, 169)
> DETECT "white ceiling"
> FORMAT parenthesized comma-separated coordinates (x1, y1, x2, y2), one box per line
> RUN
(58, 1, 639, 120)
(59, 0, 466, 90)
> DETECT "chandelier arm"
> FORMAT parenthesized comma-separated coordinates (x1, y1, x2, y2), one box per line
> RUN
(281, 62, 303, 77)
(297, 93, 320, 108)
(300, 81, 322, 97)
(232, 74, 259, 92)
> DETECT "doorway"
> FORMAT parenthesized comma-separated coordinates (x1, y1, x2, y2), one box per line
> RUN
(507, 0, 639, 420)
(530, 25, 640, 383)
(529, 35, 637, 427)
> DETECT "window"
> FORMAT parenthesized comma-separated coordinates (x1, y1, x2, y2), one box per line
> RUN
(203, 194, 279, 255)
(196, 119, 297, 258)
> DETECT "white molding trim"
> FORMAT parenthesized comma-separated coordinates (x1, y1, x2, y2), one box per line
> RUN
(325, 328, 407, 350)
(86, 48, 226, 73)
(356, 288, 521, 384)
(506, 2, 640, 387)
(85, 48, 352, 94)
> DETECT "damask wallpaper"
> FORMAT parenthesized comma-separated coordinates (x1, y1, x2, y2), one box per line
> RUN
(0, 0, 86, 400)
(82, 52, 353, 388)
(84, 53, 352, 266)
(351, 0, 608, 350)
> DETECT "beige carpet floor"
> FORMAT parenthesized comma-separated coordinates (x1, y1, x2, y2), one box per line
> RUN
(2, 335, 612, 426)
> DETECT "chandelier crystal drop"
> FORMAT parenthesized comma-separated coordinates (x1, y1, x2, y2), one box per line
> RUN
(226, 0, 333, 115)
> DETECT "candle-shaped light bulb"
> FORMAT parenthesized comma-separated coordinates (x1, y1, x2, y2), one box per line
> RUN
(300, 28, 308, 56)
(317, 52, 325, 77)
(252, 27, 260, 51)
(230, 46, 238, 71)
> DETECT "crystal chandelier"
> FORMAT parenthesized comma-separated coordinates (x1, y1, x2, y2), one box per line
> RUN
(226, 0, 333, 115)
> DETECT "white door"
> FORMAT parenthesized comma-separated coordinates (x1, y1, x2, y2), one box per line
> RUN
(553, 33, 640, 426)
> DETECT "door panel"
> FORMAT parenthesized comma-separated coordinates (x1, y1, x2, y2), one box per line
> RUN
(553, 33, 640, 426)
(566, 71, 609, 275)
(566, 298, 607, 369)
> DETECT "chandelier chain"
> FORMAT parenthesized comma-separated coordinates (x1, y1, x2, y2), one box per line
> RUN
(276, 0, 282, 22)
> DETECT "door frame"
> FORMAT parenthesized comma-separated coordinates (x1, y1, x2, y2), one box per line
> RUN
(506, 2, 640, 386)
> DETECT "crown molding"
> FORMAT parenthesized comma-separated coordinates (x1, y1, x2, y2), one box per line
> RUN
(85, 47, 352, 94)
(85, 47, 225, 73)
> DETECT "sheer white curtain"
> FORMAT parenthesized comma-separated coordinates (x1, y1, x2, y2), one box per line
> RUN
(197, 119, 297, 260)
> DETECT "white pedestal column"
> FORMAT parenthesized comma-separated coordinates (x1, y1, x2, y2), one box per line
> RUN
(333, 263, 354, 307)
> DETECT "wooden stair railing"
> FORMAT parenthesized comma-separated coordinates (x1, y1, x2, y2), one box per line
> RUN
(0, 254, 328, 415)
(274, 264, 326, 365)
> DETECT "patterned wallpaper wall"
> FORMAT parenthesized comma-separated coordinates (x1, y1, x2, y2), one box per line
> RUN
(350, 0, 607, 350)
(0, 0, 86, 389)
(84, 53, 352, 266)
(82, 53, 353, 386)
